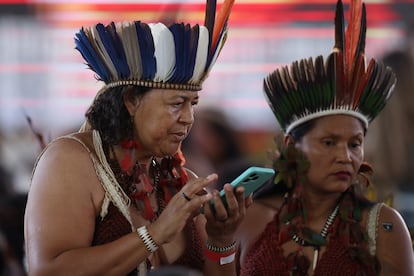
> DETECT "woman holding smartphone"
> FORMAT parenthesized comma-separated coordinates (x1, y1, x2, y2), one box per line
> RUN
(236, 0, 414, 275)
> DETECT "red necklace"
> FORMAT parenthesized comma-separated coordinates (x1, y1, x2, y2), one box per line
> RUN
(119, 140, 188, 221)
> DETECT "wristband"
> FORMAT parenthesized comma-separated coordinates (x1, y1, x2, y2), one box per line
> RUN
(204, 248, 236, 265)
(137, 226, 158, 253)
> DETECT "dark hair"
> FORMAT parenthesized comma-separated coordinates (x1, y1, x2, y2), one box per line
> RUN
(85, 85, 151, 146)
(289, 120, 316, 142)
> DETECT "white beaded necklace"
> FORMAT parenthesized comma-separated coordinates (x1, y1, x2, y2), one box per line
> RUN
(290, 204, 340, 270)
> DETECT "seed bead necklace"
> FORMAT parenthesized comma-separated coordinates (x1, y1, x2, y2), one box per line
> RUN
(290, 204, 340, 270)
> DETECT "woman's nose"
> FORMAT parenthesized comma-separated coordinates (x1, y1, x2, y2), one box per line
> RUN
(336, 145, 352, 162)
(180, 105, 194, 124)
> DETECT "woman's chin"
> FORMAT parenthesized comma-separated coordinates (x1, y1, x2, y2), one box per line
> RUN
(157, 145, 180, 158)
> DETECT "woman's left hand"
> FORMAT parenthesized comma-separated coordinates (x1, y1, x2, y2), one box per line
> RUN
(203, 183, 252, 243)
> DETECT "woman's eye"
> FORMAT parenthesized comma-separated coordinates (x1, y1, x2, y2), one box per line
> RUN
(191, 101, 199, 106)
(322, 140, 333, 146)
(351, 141, 361, 148)
(173, 102, 184, 107)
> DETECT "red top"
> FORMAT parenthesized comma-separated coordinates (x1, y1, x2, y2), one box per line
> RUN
(240, 213, 378, 276)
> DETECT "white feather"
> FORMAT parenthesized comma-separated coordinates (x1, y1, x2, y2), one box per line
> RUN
(90, 26, 118, 80)
(149, 23, 175, 82)
(189, 26, 208, 84)
(206, 28, 228, 77)
(116, 21, 142, 80)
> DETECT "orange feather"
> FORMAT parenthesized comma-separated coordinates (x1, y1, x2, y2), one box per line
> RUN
(211, 0, 235, 53)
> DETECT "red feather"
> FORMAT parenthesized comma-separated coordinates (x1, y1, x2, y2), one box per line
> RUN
(345, 0, 363, 85)
(349, 54, 366, 107)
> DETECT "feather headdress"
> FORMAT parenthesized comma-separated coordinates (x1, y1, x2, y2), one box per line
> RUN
(74, 0, 234, 92)
(264, 0, 396, 134)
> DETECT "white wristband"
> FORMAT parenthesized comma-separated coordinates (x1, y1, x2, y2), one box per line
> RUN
(220, 252, 236, 265)
(137, 226, 158, 253)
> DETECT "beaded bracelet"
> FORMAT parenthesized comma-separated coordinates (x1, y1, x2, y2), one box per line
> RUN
(205, 239, 237, 253)
(137, 226, 158, 253)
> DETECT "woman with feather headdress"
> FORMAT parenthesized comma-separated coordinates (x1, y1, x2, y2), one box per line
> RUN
(236, 0, 414, 275)
(24, 1, 247, 275)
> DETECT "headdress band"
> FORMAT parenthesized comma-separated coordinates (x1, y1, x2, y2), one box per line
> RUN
(104, 80, 202, 91)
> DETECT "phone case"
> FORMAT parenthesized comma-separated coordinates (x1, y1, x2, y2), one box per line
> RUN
(219, 166, 275, 200)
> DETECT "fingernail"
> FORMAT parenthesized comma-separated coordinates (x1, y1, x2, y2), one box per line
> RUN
(206, 173, 217, 180)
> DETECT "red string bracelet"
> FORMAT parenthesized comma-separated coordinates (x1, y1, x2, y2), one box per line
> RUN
(204, 248, 236, 265)
(204, 239, 237, 265)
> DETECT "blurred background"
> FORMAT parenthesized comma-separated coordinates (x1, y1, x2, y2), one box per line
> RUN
(1, 0, 414, 274)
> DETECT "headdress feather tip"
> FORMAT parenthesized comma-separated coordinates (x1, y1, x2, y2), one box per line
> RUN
(264, 0, 396, 133)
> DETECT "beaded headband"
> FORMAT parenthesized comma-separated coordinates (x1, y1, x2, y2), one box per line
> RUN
(263, 0, 396, 134)
(74, 0, 234, 92)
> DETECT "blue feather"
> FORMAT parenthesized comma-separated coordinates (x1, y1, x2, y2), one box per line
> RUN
(170, 23, 185, 83)
(204, 0, 216, 57)
(135, 21, 156, 80)
(185, 25, 199, 83)
(181, 24, 192, 82)
(96, 23, 130, 80)
(107, 22, 130, 79)
(74, 28, 110, 81)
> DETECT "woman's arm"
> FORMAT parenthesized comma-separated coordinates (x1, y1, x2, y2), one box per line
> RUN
(25, 138, 152, 275)
(24, 138, 215, 275)
(376, 204, 414, 276)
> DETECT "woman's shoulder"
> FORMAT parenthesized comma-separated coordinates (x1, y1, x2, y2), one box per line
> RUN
(253, 194, 285, 212)
(374, 203, 414, 274)
(42, 132, 94, 156)
(236, 194, 282, 263)
(33, 131, 96, 174)
(237, 195, 282, 237)
(376, 203, 411, 237)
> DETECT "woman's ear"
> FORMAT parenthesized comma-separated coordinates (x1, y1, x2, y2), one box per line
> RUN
(123, 86, 140, 116)
(284, 135, 295, 146)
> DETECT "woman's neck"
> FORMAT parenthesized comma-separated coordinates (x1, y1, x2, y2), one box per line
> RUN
(300, 189, 342, 222)
(112, 143, 153, 171)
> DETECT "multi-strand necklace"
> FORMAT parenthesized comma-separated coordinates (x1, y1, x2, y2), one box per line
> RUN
(128, 158, 163, 221)
(290, 204, 340, 270)
(111, 140, 188, 222)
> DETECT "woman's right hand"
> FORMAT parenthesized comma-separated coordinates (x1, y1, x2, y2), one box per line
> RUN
(148, 173, 217, 245)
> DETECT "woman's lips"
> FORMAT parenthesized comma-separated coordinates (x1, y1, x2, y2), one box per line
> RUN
(333, 171, 351, 180)
(171, 132, 186, 141)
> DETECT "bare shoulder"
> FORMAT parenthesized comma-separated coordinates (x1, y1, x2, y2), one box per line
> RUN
(376, 204, 414, 275)
(32, 133, 96, 184)
(241, 195, 283, 227)
(25, 132, 106, 265)
(37, 132, 94, 163)
(236, 194, 282, 262)
(28, 131, 104, 215)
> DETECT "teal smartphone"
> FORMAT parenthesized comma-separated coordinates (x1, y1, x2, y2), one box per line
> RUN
(211, 166, 275, 210)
